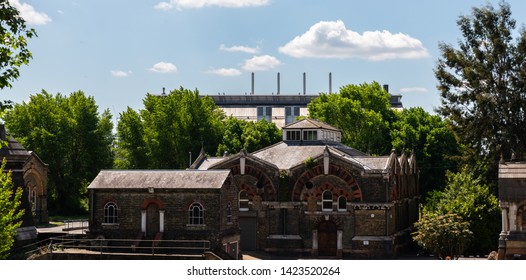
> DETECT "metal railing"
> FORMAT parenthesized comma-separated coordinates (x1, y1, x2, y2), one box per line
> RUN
(28, 236, 211, 258)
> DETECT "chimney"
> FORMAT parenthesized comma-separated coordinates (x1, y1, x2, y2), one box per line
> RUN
(329, 72, 332, 94)
(383, 84, 389, 93)
(277, 72, 280, 95)
(303, 72, 306, 95)
(162, 87, 166, 96)
(254, 72, 258, 95)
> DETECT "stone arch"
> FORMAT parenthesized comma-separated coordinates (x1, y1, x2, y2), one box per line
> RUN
(231, 164, 276, 200)
(292, 164, 362, 202)
(140, 197, 165, 210)
(313, 215, 344, 230)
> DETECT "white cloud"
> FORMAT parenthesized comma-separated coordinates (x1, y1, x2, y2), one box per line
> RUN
(279, 20, 429, 61)
(154, 0, 269, 10)
(400, 87, 429, 93)
(206, 68, 242, 76)
(9, 0, 52, 25)
(149, 62, 177, 73)
(242, 55, 281, 71)
(219, 44, 259, 54)
(111, 70, 132, 77)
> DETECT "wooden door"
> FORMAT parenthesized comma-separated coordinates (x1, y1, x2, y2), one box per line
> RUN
(146, 203, 159, 239)
(239, 217, 257, 251)
(318, 220, 337, 257)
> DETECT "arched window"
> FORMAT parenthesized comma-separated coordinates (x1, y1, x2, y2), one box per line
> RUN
(338, 196, 347, 211)
(188, 203, 204, 225)
(322, 190, 333, 211)
(239, 190, 249, 211)
(227, 202, 232, 224)
(104, 202, 118, 224)
(28, 187, 37, 212)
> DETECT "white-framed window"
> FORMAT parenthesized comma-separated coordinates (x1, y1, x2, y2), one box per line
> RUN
(104, 202, 118, 224)
(286, 130, 301, 141)
(338, 196, 347, 211)
(257, 106, 272, 122)
(227, 202, 232, 224)
(239, 190, 249, 211)
(303, 130, 318, 141)
(285, 106, 300, 124)
(188, 203, 204, 225)
(322, 190, 333, 211)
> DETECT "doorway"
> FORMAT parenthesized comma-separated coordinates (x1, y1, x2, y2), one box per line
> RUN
(317, 220, 337, 256)
(146, 203, 159, 239)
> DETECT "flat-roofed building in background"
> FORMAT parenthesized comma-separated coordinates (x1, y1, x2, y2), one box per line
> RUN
(207, 83, 403, 128)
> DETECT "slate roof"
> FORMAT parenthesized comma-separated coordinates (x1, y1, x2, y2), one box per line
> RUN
(196, 157, 225, 170)
(88, 170, 232, 189)
(250, 141, 385, 171)
(283, 118, 340, 131)
(352, 157, 390, 170)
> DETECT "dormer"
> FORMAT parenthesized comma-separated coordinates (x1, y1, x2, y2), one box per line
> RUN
(282, 119, 341, 143)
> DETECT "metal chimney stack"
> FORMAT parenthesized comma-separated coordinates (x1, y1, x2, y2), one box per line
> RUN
(277, 72, 280, 95)
(303, 72, 306, 95)
(329, 72, 332, 94)
(254, 72, 258, 95)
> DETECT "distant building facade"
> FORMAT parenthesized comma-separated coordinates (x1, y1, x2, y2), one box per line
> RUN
(204, 84, 403, 128)
(192, 119, 418, 258)
(498, 160, 526, 259)
(87, 170, 241, 259)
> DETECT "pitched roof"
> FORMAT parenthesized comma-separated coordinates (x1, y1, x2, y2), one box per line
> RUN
(251, 141, 375, 170)
(283, 119, 340, 131)
(88, 170, 232, 189)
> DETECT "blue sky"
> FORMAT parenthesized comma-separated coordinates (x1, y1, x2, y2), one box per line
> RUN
(4, 0, 526, 120)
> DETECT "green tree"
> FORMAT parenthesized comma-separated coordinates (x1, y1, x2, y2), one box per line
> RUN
(413, 212, 473, 259)
(0, 0, 36, 90)
(4, 90, 114, 214)
(308, 82, 394, 155)
(390, 107, 460, 196)
(216, 117, 282, 156)
(435, 2, 526, 181)
(116, 88, 225, 169)
(114, 107, 148, 169)
(423, 168, 500, 254)
(0, 159, 24, 259)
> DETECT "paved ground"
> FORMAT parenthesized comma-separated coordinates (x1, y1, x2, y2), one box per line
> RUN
(36, 220, 88, 235)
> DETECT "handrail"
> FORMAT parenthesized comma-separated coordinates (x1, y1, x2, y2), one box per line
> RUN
(28, 236, 212, 258)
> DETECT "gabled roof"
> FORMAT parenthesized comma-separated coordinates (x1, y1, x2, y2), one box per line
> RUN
(252, 141, 382, 171)
(208, 149, 279, 171)
(88, 170, 232, 189)
(283, 119, 340, 131)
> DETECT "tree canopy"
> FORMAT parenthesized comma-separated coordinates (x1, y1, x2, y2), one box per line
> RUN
(4, 90, 114, 214)
(308, 82, 394, 155)
(216, 116, 281, 156)
(436, 1, 526, 165)
(0, 0, 36, 90)
(413, 212, 473, 259)
(390, 107, 460, 196)
(423, 168, 500, 254)
(115, 88, 225, 169)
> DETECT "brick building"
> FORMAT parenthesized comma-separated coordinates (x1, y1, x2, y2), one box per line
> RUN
(87, 170, 240, 259)
(191, 119, 419, 258)
(1, 125, 49, 245)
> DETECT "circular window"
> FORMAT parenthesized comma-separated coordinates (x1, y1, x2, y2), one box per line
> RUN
(305, 181, 313, 189)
